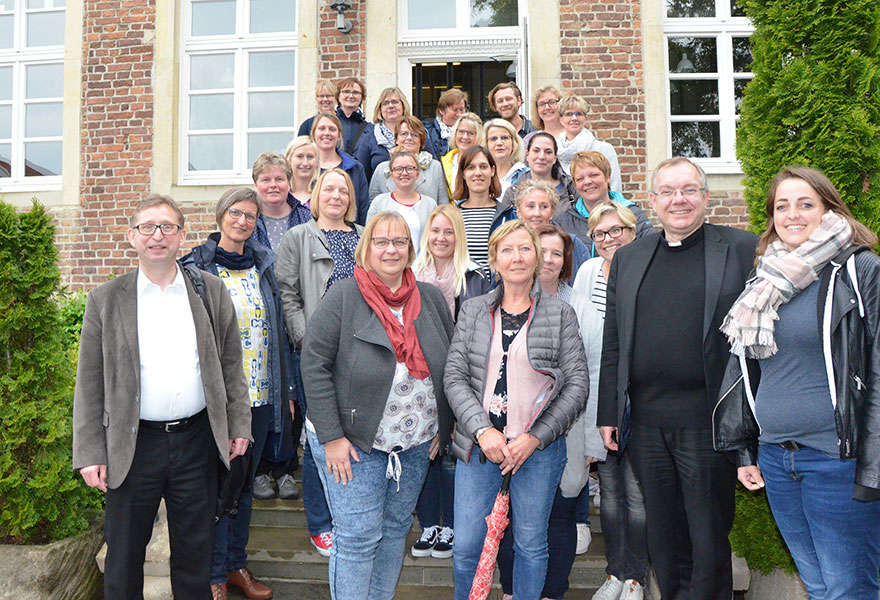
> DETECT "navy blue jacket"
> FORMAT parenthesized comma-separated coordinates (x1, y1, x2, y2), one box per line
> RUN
(181, 234, 294, 457)
(251, 192, 312, 251)
(298, 106, 369, 155)
(353, 124, 391, 182)
(423, 118, 447, 161)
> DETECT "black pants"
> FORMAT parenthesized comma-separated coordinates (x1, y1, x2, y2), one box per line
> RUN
(627, 423, 735, 600)
(103, 415, 216, 600)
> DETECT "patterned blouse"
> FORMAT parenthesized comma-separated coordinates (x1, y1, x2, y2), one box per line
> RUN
(323, 227, 360, 291)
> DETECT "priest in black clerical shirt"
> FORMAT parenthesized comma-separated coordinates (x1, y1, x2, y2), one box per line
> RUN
(597, 157, 757, 600)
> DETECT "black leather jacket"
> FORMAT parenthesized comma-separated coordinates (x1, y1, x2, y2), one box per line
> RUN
(713, 247, 880, 499)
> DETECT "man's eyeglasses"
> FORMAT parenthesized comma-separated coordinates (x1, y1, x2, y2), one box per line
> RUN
(591, 225, 631, 242)
(654, 187, 704, 199)
(133, 223, 182, 236)
(227, 208, 258, 223)
(391, 166, 418, 175)
(371, 237, 409, 249)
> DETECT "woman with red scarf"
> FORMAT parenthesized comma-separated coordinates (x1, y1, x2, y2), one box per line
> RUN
(301, 211, 455, 600)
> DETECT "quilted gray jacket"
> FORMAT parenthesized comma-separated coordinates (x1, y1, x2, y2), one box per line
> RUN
(444, 279, 589, 462)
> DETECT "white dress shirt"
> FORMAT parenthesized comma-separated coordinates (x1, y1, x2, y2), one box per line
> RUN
(136, 267, 207, 421)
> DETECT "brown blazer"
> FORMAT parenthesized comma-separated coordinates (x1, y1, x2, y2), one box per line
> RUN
(72, 269, 252, 489)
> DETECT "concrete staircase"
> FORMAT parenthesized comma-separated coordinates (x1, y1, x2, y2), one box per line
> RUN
(233, 490, 609, 599)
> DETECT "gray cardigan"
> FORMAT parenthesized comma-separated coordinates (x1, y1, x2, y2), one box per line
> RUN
(275, 219, 363, 349)
(301, 277, 455, 453)
(369, 158, 450, 205)
(443, 279, 589, 462)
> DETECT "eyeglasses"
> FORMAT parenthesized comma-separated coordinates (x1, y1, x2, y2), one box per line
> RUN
(381, 99, 402, 107)
(133, 223, 183, 236)
(457, 130, 476, 138)
(487, 135, 512, 143)
(371, 237, 409, 249)
(654, 187, 704, 199)
(317, 94, 335, 100)
(591, 225, 631, 242)
(397, 131, 419, 139)
(391, 165, 418, 175)
(563, 111, 586, 119)
(341, 89, 362, 97)
(537, 99, 559, 109)
(227, 207, 258, 223)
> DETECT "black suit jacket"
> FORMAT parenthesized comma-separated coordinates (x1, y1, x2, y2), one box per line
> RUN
(596, 223, 757, 450)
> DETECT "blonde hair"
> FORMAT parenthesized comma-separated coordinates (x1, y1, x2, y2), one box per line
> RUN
(557, 94, 589, 117)
(483, 118, 524, 164)
(514, 179, 559, 210)
(449, 112, 484, 151)
(252, 152, 292, 183)
(413, 204, 472, 297)
(587, 201, 638, 237)
(571, 150, 611, 180)
(284, 135, 319, 190)
(310, 169, 357, 223)
(531, 86, 561, 130)
(487, 219, 544, 282)
(371, 87, 412, 123)
(354, 212, 416, 270)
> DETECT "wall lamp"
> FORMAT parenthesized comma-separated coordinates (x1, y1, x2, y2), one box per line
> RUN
(329, 1, 353, 34)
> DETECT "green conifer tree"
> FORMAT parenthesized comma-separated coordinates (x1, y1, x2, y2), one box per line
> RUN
(0, 201, 102, 543)
(737, 0, 880, 236)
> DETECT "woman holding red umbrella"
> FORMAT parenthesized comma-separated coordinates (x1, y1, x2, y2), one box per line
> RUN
(444, 219, 588, 600)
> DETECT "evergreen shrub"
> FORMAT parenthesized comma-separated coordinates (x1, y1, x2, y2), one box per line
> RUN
(0, 201, 102, 544)
(737, 0, 880, 237)
(730, 486, 797, 574)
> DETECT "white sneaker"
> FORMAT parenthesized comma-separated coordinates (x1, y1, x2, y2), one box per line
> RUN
(618, 579, 644, 600)
(593, 489, 602, 509)
(575, 522, 592, 554)
(591, 574, 623, 600)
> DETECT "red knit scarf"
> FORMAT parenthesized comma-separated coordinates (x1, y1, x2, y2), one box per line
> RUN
(353, 265, 430, 379)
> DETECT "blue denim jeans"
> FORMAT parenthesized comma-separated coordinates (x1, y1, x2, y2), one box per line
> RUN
(452, 437, 566, 600)
(759, 443, 880, 600)
(415, 452, 456, 529)
(295, 351, 333, 536)
(308, 429, 431, 600)
(211, 404, 273, 584)
(597, 449, 647, 584)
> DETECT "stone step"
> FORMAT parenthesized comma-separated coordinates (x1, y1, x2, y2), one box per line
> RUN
(244, 524, 610, 589)
(226, 580, 602, 599)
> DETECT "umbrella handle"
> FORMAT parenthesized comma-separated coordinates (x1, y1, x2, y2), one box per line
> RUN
(500, 471, 512, 493)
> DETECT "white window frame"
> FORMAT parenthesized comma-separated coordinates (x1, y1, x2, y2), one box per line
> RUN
(179, 0, 297, 186)
(399, 0, 524, 41)
(397, 0, 528, 116)
(0, 0, 64, 192)
(663, 2, 753, 174)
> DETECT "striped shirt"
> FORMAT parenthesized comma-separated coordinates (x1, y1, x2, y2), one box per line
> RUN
(590, 269, 607, 316)
(460, 204, 497, 273)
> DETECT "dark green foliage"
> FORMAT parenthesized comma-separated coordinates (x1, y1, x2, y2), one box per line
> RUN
(0, 201, 102, 544)
(730, 486, 797, 574)
(58, 290, 87, 352)
(737, 0, 880, 236)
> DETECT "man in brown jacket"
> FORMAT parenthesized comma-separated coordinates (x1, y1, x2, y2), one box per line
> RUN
(72, 195, 251, 599)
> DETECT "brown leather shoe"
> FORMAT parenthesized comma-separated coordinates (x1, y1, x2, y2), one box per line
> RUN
(211, 583, 228, 600)
(226, 567, 273, 599)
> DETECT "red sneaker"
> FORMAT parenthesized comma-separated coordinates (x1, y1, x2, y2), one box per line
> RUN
(310, 531, 332, 557)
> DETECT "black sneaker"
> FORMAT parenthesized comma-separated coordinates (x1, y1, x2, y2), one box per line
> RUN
(432, 526, 454, 559)
(411, 525, 439, 557)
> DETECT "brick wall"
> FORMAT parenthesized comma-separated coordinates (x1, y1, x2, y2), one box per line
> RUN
(318, 1, 367, 83)
(558, 0, 645, 200)
(54, 0, 158, 289)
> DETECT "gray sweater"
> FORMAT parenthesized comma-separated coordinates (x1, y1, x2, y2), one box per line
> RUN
(444, 279, 589, 462)
(301, 278, 455, 453)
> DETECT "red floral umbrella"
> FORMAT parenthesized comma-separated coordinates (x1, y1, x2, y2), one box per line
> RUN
(469, 471, 513, 600)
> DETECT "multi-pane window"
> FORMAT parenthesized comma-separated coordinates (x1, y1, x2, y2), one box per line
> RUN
(0, 0, 65, 184)
(405, 0, 519, 31)
(181, 0, 296, 183)
(664, 0, 753, 171)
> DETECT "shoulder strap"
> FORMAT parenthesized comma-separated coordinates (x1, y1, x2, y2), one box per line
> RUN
(180, 261, 215, 330)
(346, 120, 368, 155)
